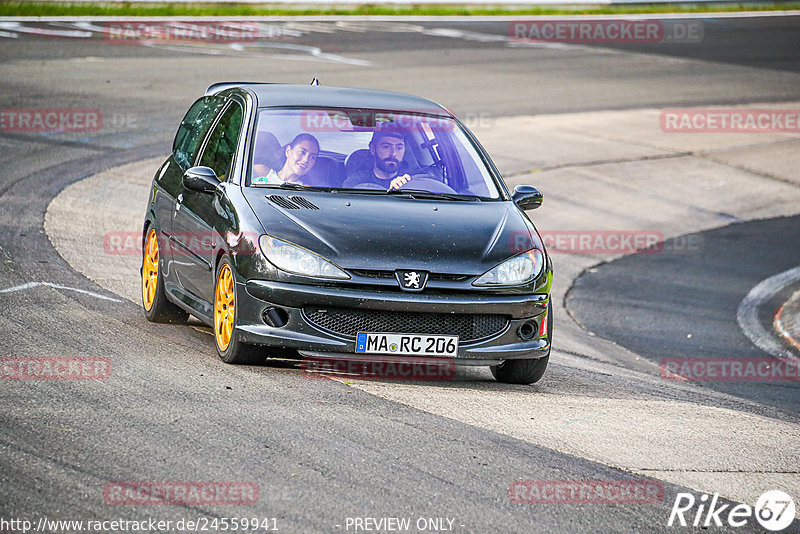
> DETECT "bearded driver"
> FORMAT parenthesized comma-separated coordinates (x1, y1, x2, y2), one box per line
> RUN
(343, 131, 413, 190)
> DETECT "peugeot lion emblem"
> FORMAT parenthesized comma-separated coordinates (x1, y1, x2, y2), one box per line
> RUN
(396, 270, 428, 292)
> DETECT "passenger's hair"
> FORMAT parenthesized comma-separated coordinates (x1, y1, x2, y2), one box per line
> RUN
(287, 133, 319, 152)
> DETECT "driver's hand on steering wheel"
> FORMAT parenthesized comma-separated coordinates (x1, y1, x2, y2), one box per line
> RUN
(388, 174, 412, 191)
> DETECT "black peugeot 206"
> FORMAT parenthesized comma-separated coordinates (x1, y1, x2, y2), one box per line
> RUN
(141, 81, 553, 384)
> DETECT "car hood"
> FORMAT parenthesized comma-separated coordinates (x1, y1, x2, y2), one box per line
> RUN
(243, 189, 539, 275)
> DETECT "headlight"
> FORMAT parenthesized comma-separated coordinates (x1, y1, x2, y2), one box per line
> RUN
(473, 249, 544, 286)
(259, 235, 349, 280)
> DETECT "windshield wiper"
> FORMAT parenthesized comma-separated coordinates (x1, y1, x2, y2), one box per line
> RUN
(383, 189, 480, 201)
(254, 182, 328, 192)
(256, 184, 481, 200)
(277, 182, 305, 190)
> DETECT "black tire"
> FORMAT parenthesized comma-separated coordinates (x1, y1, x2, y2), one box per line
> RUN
(142, 225, 189, 324)
(491, 301, 553, 385)
(214, 256, 262, 365)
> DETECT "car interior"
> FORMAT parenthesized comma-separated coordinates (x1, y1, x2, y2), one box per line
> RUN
(246, 108, 499, 198)
(251, 130, 435, 189)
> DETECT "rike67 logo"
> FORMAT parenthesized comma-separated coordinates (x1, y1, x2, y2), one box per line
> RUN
(668, 490, 795, 531)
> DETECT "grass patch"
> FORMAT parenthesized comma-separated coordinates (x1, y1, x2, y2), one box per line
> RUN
(1, 2, 799, 17)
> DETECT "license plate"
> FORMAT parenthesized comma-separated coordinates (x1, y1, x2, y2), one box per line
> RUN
(355, 333, 459, 357)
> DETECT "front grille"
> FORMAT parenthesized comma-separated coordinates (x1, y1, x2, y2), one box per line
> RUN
(430, 273, 472, 282)
(349, 269, 394, 279)
(349, 269, 472, 282)
(303, 307, 510, 343)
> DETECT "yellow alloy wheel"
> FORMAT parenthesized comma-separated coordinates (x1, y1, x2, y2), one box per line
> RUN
(142, 229, 159, 311)
(215, 263, 235, 351)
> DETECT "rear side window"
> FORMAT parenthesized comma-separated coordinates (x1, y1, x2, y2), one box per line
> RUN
(198, 102, 244, 182)
(173, 97, 226, 169)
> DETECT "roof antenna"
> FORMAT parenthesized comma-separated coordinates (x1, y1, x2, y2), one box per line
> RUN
(310, 77, 320, 86)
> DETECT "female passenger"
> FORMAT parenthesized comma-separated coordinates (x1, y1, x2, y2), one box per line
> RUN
(253, 133, 320, 185)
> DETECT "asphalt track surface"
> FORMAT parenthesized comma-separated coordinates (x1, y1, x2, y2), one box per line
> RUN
(568, 216, 800, 414)
(1, 15, 799, 534)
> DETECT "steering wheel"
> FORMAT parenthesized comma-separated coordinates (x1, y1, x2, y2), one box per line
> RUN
(350, 175, 458, 195)
(402, 175, 458, 194)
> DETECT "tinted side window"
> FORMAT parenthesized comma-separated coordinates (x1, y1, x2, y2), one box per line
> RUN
(173, 97, 226, 169)
(198, 103, 243, 182)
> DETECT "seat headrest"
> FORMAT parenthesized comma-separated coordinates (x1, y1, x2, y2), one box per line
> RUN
(345, 149, 373, 176)
(253, 131, 285, 171)
(304, 157, 342, 188)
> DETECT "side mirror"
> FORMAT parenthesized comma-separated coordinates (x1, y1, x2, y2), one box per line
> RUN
(183, 166, 219, 194)
(512, 185, 543, 210)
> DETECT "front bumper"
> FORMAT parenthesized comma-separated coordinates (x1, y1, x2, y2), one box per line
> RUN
(236, 279, 551, 363)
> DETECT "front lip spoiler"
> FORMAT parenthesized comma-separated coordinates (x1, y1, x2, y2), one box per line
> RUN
(298, 350, 506, 367)
(245, 279, 547, 318)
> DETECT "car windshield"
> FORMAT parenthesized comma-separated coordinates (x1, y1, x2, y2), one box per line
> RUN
(248, 108, 501, 199)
